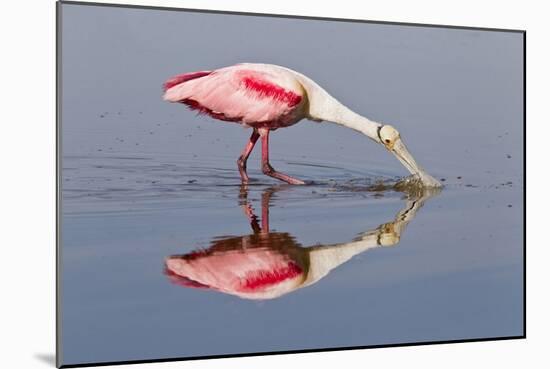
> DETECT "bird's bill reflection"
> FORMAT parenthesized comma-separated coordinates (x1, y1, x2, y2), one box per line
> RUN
(165, 185, 439, 300)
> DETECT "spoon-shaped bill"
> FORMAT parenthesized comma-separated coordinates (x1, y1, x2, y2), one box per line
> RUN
(391, 138, 441, 188)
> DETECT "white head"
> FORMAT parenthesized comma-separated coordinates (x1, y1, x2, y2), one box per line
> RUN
(376, 125, 441, 187)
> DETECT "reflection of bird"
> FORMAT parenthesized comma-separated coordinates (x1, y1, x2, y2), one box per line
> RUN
(165, 186, 439, 300)
(163, 63, 440, 187)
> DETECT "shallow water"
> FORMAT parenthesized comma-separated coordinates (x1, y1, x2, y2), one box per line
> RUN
(60, 4, 524, 366)
(60, 150, 523, 364)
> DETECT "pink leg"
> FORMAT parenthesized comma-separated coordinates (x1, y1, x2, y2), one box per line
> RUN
(237, 129, 260, 183)
(261, 189, 270, 232)
(239, 184, 261, 233)
(259, 129, 305, 185)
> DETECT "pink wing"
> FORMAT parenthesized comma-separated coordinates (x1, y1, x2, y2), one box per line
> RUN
(165, 247, 304, 299)
(163, 66, 304, 126)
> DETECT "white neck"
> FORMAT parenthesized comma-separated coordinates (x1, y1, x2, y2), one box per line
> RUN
(302, 235, 380, 287)
(289, 70, 382, 142)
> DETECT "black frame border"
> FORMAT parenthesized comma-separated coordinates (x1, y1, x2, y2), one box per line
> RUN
(56, 1, 527, 367)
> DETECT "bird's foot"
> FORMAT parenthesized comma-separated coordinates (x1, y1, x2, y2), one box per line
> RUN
(282, 177, 306, 185)
(262, 163, 306, 185)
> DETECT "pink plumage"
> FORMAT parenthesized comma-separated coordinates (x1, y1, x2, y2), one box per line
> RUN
(162, 70, 213, 92)
(164, 233, 306, 300)
(163, 64, 304, 129)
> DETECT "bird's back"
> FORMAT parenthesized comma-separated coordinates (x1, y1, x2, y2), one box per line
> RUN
(163, 63, 308, 129)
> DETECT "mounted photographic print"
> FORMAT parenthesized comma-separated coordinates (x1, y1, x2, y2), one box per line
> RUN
(57, 1, 525, 367)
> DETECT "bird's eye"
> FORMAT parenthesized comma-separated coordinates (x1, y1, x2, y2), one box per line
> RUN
(385, 139, 391, 144)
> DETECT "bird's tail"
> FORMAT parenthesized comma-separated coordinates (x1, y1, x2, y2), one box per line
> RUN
(162, 70, 212, 93)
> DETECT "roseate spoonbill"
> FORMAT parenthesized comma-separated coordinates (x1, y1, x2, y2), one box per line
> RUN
(163, 63, 441, 187)
(164, 185, 439, 300)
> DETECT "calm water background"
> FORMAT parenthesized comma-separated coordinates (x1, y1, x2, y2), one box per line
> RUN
(60, 3, 524, 366)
